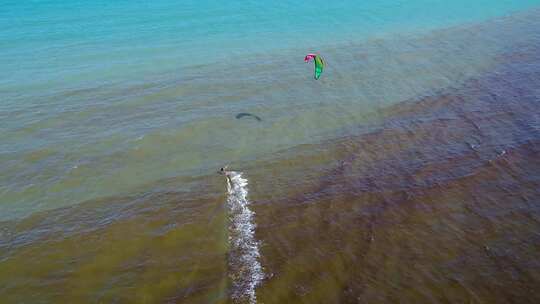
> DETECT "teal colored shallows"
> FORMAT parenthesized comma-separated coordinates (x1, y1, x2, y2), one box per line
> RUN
(2, 0, 540, 93)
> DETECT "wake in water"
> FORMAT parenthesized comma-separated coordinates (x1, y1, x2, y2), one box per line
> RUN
(225, 171, 264, 303)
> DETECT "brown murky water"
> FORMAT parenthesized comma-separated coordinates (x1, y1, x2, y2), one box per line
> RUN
(2, 23, 540, 304)
(248, 47, 540, 303)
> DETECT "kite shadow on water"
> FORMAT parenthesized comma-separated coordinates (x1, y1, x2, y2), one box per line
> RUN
(235, 113, 262, 122)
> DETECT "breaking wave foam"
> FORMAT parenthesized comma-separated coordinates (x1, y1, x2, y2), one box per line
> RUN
(226, 172, 264, 304)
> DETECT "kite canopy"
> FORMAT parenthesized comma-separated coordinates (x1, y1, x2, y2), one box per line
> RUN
(304, 53, 317, 62)
(305, 53, 324, 80)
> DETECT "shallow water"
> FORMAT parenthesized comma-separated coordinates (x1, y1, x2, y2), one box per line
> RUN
(1, 2, 540, 304)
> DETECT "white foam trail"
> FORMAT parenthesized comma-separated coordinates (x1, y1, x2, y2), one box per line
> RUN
(226, 172, 264, 304)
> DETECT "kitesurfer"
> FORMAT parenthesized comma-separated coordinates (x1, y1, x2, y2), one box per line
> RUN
(219, 166, 233, 187)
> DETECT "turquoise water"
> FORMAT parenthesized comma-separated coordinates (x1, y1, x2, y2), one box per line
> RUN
(3, 0, 540, 94)
(1, 1, 540, 220)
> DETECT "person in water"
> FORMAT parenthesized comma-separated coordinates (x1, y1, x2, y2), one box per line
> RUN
(219, 166, 233, 187)
(219, 166, 229, 175)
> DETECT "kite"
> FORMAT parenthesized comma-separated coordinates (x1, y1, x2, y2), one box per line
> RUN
(304, 53, 325, 80)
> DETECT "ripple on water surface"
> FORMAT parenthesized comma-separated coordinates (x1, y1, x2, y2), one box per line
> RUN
(1, 9, 540, 304)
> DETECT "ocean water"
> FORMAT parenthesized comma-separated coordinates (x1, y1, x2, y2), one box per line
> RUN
(1, 1, 540, 303)
(2, 0, 540, 220)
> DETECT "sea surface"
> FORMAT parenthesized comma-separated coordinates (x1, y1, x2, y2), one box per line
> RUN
(1, 1, 540, 303)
